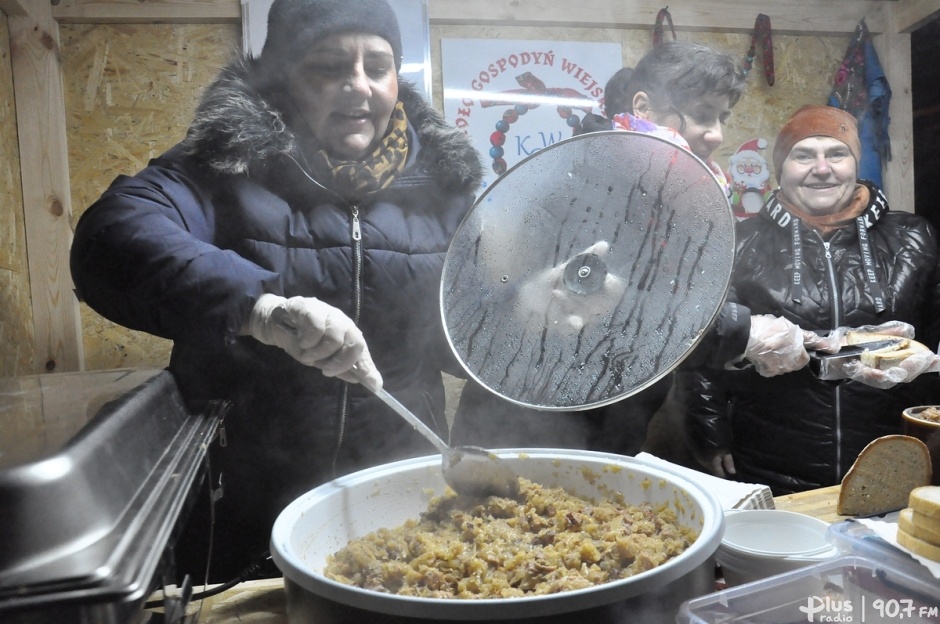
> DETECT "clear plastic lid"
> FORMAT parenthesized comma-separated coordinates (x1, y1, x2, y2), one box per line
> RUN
(679, 554, 940, 623)
(441, 131, 735, 410)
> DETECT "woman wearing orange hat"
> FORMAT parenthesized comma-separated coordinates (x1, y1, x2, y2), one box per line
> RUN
(683, 105, 940, 494)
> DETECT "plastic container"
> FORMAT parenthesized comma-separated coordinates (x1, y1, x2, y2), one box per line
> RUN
(827, 517, 940, 588)
(679, 555, 940, 623)
(716, 509, 839, 586)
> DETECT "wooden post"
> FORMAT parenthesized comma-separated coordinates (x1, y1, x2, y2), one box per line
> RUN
(875, 3, 915, 213)
(9, 0, 84, 372)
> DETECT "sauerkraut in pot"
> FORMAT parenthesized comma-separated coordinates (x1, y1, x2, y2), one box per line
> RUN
(324, 477, 697, 599)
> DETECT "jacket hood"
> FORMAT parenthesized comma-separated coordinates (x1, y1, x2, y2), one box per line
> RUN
(181, 56, 483, 193)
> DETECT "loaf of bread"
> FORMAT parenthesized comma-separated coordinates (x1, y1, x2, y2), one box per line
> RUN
(844, 332, 930, 369)
(836, 435, 932, 516)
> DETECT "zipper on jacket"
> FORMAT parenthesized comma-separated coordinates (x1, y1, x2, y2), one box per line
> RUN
(820, 236, 844, 482)
(820, 240, 843, 324)
(331, 205, 364, 477)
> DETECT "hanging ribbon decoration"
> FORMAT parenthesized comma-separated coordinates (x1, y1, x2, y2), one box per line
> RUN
(743, 13, 775, 86)
(653, 7, 677, 46)
(827, 18, 892, 187)
(828, 20, 868, 114)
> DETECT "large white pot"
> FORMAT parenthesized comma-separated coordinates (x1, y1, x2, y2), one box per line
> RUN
(271, 449, 724, 623)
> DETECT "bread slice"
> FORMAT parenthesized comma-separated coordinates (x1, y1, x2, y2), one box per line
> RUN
(897, 527, 940, 562)
(909, 485, 940, 518)
(910, 509, 940, 535)
(837, 435, 932, 516)
(844, 332, 929, 369)
(898, 507, 940, 546)
(844, 331, 905, 346)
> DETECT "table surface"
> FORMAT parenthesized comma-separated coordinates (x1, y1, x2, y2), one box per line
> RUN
(149, 484, 852, 623)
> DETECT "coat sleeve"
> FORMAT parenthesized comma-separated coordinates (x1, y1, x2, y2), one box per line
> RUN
(70, 156, 279, 349)
(921, 223, 940, 354)
(677, 367, 734, 466)
(680, 301, 751, 370)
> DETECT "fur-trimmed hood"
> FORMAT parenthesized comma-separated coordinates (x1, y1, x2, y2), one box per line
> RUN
(181, 56, 483, 194)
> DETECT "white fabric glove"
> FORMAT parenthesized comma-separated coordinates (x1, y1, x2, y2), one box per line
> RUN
(841, 350, 940, 390)
(247, 294, 383, 391)
(744, 314, 827, 377)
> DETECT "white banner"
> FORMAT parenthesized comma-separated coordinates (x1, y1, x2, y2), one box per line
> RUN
(442, 39, 622, 190)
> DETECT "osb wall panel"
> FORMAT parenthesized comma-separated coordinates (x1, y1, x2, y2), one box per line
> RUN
(0, 12, 36, 378)
(61, 23, 239, 371)
(431, 25, 849, 186)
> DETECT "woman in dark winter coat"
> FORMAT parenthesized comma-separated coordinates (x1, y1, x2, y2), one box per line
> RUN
(682, 105, 940, 495)
(69, 0, 483, 582)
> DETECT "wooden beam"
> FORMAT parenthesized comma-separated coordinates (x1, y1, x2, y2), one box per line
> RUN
(427, 0, 889, 35)
(0, 0, 27, 17)
(52, 0, 240, 23)
(874, 5, 915, 214)
(895, 0, 940, 32)
(50, 0, 887, 34)
(9, 0, 84, 372)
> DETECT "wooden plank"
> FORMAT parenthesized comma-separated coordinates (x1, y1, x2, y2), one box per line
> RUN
(873, 9, 915, 213)
(52, 0, 240, 24)
(9, 2, 84, 373)
(896, 0, 940, 32)
(148, 578, 287, 623)
(50, 0, 888, 34)
(774, 485, 846, 524)
(0, 0, 27, 17)
(427, 0, 890, 35)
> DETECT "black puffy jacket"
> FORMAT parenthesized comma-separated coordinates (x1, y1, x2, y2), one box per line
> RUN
(70, 56, 483, 578)
(683, 183, 940, 494)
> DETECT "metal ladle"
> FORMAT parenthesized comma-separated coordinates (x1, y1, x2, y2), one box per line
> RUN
(368, 385, 520, 499)
(271, 309, 518, 498)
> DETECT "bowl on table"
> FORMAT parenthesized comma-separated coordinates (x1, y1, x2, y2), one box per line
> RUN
(715, 509, 839, 586)
(902, 406, 940, 485)
(270, 449, 725, 623)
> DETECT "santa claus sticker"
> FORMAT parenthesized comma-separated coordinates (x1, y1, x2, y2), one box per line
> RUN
(727, 138, 773, 219)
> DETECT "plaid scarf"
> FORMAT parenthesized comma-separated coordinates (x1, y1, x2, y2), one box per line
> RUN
(306, 101, 409, 201)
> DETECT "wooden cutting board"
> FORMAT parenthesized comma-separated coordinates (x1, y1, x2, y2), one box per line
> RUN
(773, 484, 846, 524)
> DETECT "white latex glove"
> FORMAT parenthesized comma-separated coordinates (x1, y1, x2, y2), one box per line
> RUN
(841, 350, 940, 390)
(744, 314, 826, 377)
(247, 294, 383, 391)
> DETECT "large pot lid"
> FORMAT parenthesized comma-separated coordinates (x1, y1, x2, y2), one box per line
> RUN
(441, 131, 735, 410)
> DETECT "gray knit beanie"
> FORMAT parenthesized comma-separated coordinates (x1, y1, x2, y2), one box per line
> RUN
(260, 0, 402, 71)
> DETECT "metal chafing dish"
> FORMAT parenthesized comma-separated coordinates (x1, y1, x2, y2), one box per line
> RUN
(271, 131, 737, 622)
(0, 368, 220, 624)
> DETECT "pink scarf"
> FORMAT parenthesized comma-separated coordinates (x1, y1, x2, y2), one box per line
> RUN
(611, 112, 732, 199)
